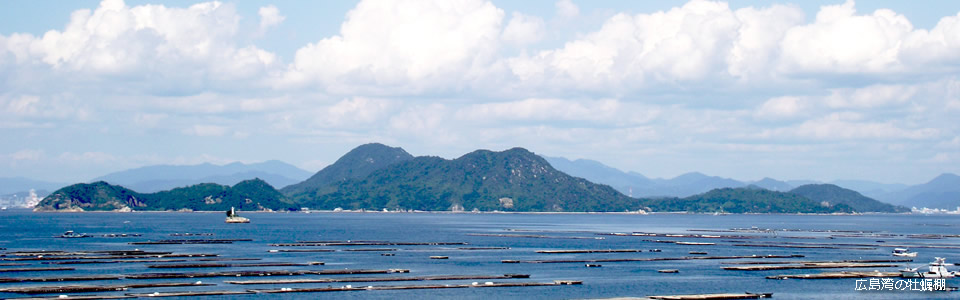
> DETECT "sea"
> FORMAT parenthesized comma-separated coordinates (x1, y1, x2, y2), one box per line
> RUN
(1, 209, 958, 299)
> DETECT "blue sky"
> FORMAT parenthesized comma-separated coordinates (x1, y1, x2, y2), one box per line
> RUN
(1, 0, 959, 184)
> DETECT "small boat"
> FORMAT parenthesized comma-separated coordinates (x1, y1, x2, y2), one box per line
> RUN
(585, 264, 602, 268)
(658, 269, 679, 273)
(58, 230, 91, 238)
(225, 207, 250, 223)
(901, 257, 956, 278)
(892, 248, 917, 257)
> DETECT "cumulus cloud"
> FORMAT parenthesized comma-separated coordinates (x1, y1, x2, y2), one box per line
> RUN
(183, 124, 229, 137)
(502, 12, 545, 46)
(258, 5, 286, 32)
(279, 0, 504, 94)
(555, 0, 579, 18)
(754, 96, 805, 119)
(456, 98, 621, 123)
(0, 0, 277, 92)
(507, 0, 745, 91)
(760, 113, 940, 140)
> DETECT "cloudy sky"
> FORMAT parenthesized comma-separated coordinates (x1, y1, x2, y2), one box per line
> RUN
(1, 0, 959, 184)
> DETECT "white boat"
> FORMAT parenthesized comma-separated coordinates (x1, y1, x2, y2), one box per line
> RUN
(900, 257, 956, 278)
(225, 207, 250, 223)
(892, 248, 918, 257)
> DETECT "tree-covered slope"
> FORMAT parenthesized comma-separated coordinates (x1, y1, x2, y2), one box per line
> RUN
(293, 148, 639, 212)
(789, 184, 908, 213)
(281, 143, 413, 195)
(35, 179, 294, 212)
(34, 181, 145, 211)
(640, 187, 853, 213)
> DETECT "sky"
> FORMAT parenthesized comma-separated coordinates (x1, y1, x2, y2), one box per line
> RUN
(1, 0, 959, 185)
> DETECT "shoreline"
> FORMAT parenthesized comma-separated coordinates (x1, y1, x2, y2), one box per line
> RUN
(22, 209, 924, 216)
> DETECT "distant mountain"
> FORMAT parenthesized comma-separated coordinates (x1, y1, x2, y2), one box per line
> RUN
(35, 179, 294, 212)
(290, 147, 638, 212)
(0, 177, 66, 195)
(750, 178, 793, 191)
(829, 180, 908, 199)
(641, 188, 851, 214)
(542, 156, 653, 196)
(639, 172, 745, 197)
(94, 160, 312, 193)
(281, 143, 414, 196)
(789, 184, 908, 213)
(542, 157, 749, 197)
(879, 173, 960, 209)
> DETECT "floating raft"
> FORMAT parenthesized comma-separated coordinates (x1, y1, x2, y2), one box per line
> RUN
(42, 257, 261, 265)
(0, 263, 29, 267)
(502, 254, 804, 264)
(767, 271, 901, 280)
(225, 273, 531, 285)
(169, 233, 214, 236)
(343, 248, 398, 252)
(4, 250, 173, 257)
(125, 269, 410, 279)
(0, 275, 121, 283)
(724, 263, 901, 271)
(731, 244, 875, 250)
(129, 239, 252, 245)
(147, 262, 324, 268)
(126, 290, 252, 297)
(1, 253, 219, 261)
(272, 241, 468, 247)
(458, 247, 510, 250)
(601, 232, 759, 240)
(0, 267, 74, 273)
(537, 249, 645, 254)
(723, 259, 912, 265)
(5, 295, 133, 300)
(644, 240, 716, 245)
(467, 234, 603, 240)
(247, 280, 582, 294)
(0, 282, 212, 294)
(647, 292, 773, 299)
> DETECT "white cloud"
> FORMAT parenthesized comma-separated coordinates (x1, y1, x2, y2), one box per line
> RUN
(318, 97, 395, 128)
(279, 0, 504, 94)
(58, 151, 118, 164)
(755, 96, 805, 119)
(555, 0, 579, 19)
(727, 4, 804, 79)
(9, 149, 44, 162)
(778, 1, 912, 74)
(456, 98, 621, 123)
(183, 124, 228, 137)
(823, 84, 916, 108)
(0, 0, 277, 91)
(258, 5, 286, 32)
(1, 94, 90, 121)
(508, 0, 743, 91)
(760, 113, 940, 140)
(502, 12, 545, 46)
(132, 113, 167, 128)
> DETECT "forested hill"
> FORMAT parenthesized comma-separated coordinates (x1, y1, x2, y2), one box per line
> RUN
(291, 147, 639, 212)
(35, 179, 295, 212)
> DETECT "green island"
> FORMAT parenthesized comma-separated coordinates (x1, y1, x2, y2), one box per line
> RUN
(35, 143, 907, 214)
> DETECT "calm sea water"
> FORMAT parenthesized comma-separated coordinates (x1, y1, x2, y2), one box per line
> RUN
(1, 209, 958, 299)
